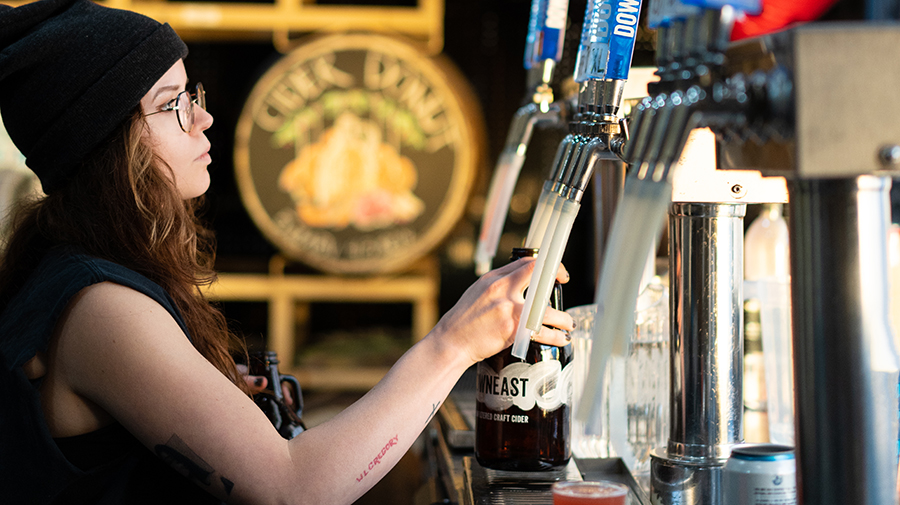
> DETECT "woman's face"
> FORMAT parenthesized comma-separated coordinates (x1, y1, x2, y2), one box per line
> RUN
(140, 60, 214, 200)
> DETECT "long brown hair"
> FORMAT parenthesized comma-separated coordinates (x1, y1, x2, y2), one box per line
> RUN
(0, 108, 252, 395)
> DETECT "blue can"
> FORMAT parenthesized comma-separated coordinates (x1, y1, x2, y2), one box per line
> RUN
(723, 444, 797, 505)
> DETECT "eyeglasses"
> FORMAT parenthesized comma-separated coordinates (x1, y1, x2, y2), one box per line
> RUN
(144, 82, 206, 133)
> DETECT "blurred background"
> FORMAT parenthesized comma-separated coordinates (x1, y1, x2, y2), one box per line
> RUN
(0, 1, 888, 502)
(184, 0, 656, 367)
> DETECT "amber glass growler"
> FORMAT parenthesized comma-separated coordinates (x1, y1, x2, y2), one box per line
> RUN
(249, 351, 307, 440)
(475, 248, 574, 471)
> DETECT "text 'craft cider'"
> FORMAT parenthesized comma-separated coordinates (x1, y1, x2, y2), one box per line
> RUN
(475, 247, 574, 471)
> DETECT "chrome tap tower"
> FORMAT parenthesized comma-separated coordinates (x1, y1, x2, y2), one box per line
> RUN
(787, 176, 898, 503)
(511, 0, 644, 359)
(651, 202, 746, 504)
(637, 2, 900, 504)
(718, 19, 900, 505)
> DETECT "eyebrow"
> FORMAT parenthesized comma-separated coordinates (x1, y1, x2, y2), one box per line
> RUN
(153, 80, 189, 102)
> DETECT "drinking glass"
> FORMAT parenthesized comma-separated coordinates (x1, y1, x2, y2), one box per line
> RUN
(552, 480, 628, 505)
(567, 304, 611, 458)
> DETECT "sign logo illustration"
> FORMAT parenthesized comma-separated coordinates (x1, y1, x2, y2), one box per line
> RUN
(235, 34, 482, 274)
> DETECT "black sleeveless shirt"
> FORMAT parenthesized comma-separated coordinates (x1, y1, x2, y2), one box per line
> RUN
(0, 248, 223, 504)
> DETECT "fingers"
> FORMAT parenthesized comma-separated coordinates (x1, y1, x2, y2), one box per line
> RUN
(237, 364, 269, 394)
(482, 257, 570, 291)
(282, 382, 294, 407)
(242, 374, 293, 406)
(244, 375, 268, 394)
(447, 259, 576, 362)
(543, 307, 576, 333)
(500, 258, 571, 293)
(529, 306, 576, 347)
(488, 258, 574, 327)
(475, 257, 536, 303)
(484, 256, 535, 281)
(530, 325, 571, 347)
(556, 262, 571, 284)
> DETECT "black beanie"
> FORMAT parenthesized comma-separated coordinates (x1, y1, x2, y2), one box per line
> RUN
(0, 0, 188, 193)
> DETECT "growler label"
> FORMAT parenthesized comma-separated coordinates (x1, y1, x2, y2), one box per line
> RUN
(234, 33, 482, 274)
(476, 360, 574, 413)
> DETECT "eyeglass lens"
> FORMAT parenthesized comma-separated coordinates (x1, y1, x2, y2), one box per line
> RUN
(177, 92, 192, 133)
(178, 83, 206, 133)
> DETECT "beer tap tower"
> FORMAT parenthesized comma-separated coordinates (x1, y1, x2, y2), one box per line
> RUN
(713, 14, 900, 505)
(589, 0, 900, 503)
(569, 5, 775, 501)
(485, 1, 900, 503)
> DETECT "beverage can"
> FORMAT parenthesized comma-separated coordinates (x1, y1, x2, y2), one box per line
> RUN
(723, 444, 797, 505)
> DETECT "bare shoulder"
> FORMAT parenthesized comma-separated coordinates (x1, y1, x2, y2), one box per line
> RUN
(53, 281, 207, 417)
(57, 278, 197, 361)
(55, 282, 182, 367)
(47, 282, 296, 502)
(64, 281, 175, 333)
(39, 281, 201, 436)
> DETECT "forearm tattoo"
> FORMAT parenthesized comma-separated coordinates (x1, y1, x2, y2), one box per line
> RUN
(356, 435, 400, 483)
(427, 401, 441, 423)
(155, 434, 235, 496)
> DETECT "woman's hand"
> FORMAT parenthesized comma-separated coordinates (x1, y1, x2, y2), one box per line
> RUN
(430, 257, 576, 366)
(238, 364, 294, 407)
(237, 364, 268, 394)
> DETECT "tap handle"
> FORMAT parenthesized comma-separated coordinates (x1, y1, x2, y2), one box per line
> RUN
(574, 0, 645, 83)
(649, 0, 757, 26)
(646, 0, 669, 29)
(525, 0, 572, 69)
(682, 0, 761, 14)
(648, 0, 701, 28)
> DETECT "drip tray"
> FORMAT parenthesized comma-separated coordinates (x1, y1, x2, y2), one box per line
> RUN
(462, 458, 579, 505)
(462, 457, 648, 505)
(577, 458, 651, 505)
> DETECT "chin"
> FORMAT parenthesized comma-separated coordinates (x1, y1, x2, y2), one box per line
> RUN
(178, 175, 211, 200)
(182, 187, 210, 200)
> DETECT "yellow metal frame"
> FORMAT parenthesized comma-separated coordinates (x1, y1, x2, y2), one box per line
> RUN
(4, 0, 445, 54)
(203, 255, 440, 390)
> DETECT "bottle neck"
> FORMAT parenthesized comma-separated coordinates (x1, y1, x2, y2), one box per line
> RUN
(510, 247, 540, 261)
(762, 203, 784, 221)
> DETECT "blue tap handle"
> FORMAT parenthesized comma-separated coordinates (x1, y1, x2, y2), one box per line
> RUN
(574, 0, 645, 82)
(525, 0, 571, 69)
(607, 0, 643, 80)
(647, 0, 760, 28)
(525, 0, 546, 68)
(646, 0, 670, 29)
(682, 0, 762, 14)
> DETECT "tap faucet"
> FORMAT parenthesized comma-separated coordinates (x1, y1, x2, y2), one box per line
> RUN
(474, 0, 572, 276)
(512, 0, 645, 359)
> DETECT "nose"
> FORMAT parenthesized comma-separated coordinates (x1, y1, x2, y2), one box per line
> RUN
(195, 105, 214, 132)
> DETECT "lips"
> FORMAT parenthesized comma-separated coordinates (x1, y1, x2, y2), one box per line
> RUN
(197, 142, 211, 162)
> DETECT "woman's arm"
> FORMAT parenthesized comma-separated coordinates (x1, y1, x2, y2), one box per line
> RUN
(50, 258, 573, 505)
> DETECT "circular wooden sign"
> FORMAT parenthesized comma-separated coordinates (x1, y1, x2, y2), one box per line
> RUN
(234, 33, 483, 274)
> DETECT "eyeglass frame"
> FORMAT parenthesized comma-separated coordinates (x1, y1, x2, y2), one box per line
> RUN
(144, 82, 206, 133)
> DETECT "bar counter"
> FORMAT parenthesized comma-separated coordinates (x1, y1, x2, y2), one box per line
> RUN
(422, 368, 650, 505)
